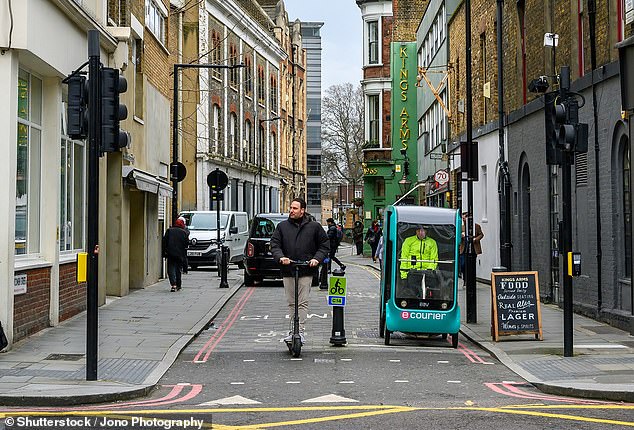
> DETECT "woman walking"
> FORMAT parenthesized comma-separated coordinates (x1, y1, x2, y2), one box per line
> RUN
(365, 220, 383, 263)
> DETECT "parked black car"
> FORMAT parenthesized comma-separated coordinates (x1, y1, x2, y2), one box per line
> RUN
(243, 213, 288, 286)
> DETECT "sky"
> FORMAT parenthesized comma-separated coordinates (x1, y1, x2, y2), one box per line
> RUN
(282, 0, 363, 92)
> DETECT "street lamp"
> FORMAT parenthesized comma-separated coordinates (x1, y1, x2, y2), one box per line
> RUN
(171, 62, 245, 222)
(258, 116, 280, 214)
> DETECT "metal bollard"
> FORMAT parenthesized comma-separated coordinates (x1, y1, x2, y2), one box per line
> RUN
(219, 245, 229, 288)
(329, 268, 347, 346)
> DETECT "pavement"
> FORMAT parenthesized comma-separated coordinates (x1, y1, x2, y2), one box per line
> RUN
(340, 246, 634, 403)
(0, 245, 632, 406)
(0, 268, 243, 406)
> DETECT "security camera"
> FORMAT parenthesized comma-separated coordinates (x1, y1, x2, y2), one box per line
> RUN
(528, 76, 549, 93)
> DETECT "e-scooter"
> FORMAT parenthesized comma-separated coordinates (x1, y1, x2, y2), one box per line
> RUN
(286, 260, 309, 357)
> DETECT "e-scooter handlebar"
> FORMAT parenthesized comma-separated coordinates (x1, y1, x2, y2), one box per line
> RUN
(288, 259, 311, 266)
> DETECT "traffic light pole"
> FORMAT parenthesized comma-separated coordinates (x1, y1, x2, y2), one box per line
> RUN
(465, 0, 477, 324)
(561, 150, 574, 357)
(86, 30, 101, 381)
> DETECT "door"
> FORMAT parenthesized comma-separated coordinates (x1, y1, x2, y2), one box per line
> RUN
(231, 213, 249, 260)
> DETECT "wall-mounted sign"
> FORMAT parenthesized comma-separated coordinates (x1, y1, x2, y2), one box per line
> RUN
(14, 274, 27, 295)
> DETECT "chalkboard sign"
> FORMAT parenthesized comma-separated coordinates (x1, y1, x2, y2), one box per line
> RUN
(491, 271, 543, 341)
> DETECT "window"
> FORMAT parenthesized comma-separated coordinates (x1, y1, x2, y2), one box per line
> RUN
(307, 154, 321, 176)
(108, 0, 129, 26)
(270, 75, 278, 113)
(134, 38, 144, 119)
(211, 30, 222, 80)
(245, 54, 253, 97)
(211, 104, 223, 154)
(245, 120, 253, 163)
(60, 108, 86, 252)
(368, 94, 380, 146)
(375, 178, 385, 198)
(145, 0, 166, 45)
(229, 43, 238, 89)
(257, 66, 265, 105)
(307, 183, 321, 206)
(368, 20, 379, 64)
(15, 69, 42, 256)
(270, 132, 277, 172)
(229, 112, 238, 159)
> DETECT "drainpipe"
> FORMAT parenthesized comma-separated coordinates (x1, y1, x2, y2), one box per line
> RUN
(588, 0, 603, 314)
(497, 0, 512, 271)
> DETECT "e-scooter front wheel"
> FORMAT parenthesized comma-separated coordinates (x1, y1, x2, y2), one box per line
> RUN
(291, 335, 302, 357)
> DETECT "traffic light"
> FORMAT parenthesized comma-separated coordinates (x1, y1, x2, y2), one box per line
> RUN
(100, 67, 129, 152)
(556, 98, 589, 153)
(544, 92, 564, 165)
(66, 75, 88, 139)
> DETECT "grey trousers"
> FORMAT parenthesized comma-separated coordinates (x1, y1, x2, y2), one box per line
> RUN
(283, 275, 312, 332)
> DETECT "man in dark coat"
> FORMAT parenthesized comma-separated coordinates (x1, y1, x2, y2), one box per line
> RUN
(271, 197, 329, 342)
(162, 218, 189, 292)
(353, 221, 364, 255)
(325, 218, 345, 272)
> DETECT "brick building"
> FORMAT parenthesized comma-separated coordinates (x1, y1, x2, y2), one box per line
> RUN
(446, 0, 633, 329)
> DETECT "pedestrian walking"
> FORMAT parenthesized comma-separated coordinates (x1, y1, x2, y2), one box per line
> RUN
(353, 220, 364, 255)
(270, 198, 329, 343)
(459, 211, 484, 279)
(365, 219, 383, 263)
(162, 218, 189, 292)
(325, 218, 346, 272)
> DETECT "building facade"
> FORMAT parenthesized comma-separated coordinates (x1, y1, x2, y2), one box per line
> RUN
(446, 0, 632, 329)
(301, 22, 323, 221)
(0, 0, 172, 347)
(174, 0, 288, 217)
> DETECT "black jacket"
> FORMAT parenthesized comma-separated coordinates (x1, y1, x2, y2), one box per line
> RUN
(162, 227, 189, 263)
(270, 215, 329, 277)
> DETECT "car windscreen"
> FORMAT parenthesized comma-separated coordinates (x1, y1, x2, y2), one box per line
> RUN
(183, 213, 228, 231)
(251, 217, 286, 238)
(395, 222, 457, 310)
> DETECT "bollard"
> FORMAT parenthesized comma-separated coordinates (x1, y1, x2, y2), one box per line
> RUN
(319, 258, 330, 290)
(329, 268, 347, 346)
(219, 245, 229, 288)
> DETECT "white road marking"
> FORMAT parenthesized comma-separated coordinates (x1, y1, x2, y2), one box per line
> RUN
(290, 358, 303, 361)
(389, 359, 401, 362)
(447, 380, 461, 383)
(198, 395, 261, 406)
(302, 394, 359, 403)
(339, 381, 355, 384)
(286, 381, 301, 384)
(394, 380, 409, 383)
(438, 360, 449, 363)
(243, 359, 255, 362)
(574, 344, 628, 349)
(340, 358, 352, 361)
(230, 382, 245, 385)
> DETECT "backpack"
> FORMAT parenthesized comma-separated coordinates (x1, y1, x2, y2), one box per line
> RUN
(336, 226, 344, 246)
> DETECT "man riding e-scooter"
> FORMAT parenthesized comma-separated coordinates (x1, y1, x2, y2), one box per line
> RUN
(270, 197, 329, 345)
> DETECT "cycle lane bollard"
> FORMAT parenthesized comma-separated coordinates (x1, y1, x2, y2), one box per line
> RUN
(328, 268, 347, 346)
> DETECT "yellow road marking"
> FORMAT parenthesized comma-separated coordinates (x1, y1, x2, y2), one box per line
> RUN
(343, 261, 381, 279)
(459, 406, 634, 426)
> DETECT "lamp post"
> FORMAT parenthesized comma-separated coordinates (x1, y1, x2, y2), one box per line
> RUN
(259, 116, 280, 214)
(171, 62, 245, 223)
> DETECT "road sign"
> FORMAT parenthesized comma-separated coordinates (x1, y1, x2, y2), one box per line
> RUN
(327, 276, 347, 307)
(207, 168, 228, 190)
(434, 169, 449, 185)
(170, 162, 187, 182)
(328, 296, 346, 306)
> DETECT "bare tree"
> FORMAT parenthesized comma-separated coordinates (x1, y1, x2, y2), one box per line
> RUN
(321, 83, 365, 196)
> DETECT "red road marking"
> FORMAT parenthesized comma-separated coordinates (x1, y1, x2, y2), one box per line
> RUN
(193, 286, 256, 363)
(485, 381, 616, 404)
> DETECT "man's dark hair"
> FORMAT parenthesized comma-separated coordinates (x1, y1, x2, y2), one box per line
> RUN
(326, 218, 334, 224)
(292, 197, 307, 209)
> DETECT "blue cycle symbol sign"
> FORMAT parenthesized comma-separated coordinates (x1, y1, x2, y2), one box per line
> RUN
(327, 276, 347, 307)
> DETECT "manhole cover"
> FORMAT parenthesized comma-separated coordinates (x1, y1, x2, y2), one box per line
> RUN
(44, 353, 84, 361)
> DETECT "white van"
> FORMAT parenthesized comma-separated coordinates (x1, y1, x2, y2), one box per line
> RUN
(179, 211, 249, 269)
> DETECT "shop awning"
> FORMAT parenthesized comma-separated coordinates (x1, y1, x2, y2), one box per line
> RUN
(122, 166, 173, 197)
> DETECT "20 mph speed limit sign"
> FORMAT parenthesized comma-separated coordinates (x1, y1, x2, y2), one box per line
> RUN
(434, 169, 449, 185)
